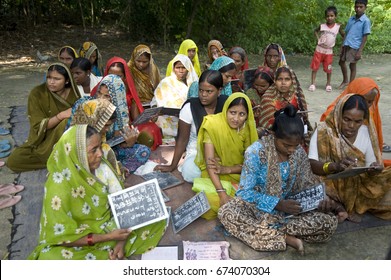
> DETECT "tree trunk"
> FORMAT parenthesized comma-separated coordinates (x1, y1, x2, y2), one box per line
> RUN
(78, 0, 86, 32)
(90, 0, 94, 28)
(186, 0, 202, 38)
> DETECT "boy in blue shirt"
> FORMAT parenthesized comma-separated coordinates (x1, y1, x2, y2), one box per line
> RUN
(338, 0, 371, 89)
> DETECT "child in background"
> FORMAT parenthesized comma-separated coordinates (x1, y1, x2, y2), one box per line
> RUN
(338, 0, 371, 89)
(309, 6, 344, 92)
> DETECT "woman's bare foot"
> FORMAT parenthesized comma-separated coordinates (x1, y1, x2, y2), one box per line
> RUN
(286, 235, 304, 255)
(347, 212, 362, 223)
(338, 82, 349, 90)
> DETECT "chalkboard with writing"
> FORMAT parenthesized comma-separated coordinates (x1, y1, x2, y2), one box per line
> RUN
(108, 179, 168, 230)
(141, 171, 184, 190)
(171, 191, 210, 233)
(286, 182, 325, 213)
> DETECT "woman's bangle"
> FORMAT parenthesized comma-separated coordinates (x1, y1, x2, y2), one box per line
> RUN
(216, 189, 226, 193)
(55, 114, 61, 122)
(87, 233, 94, 246)
(322, 162, 332, 174)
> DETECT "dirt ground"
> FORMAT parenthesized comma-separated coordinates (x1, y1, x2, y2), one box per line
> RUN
(0, 26, 390, 260)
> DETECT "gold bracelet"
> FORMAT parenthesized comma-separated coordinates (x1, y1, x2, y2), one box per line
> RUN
(323, 162, 332, 174)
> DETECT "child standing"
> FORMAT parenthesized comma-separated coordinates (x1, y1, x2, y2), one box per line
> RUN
(338, 0, 371, 89)
(309, 6, 344, 92)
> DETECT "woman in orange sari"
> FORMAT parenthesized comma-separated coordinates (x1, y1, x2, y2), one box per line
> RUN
(320, 77, 390, 166)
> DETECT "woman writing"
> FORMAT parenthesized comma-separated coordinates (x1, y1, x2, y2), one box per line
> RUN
(7, 63, 81, 172)
(218, 105, 338, 253)
(193, 92, 258, 219)
(127, 44, 161, 104)
(188, 56, 236, 98)
(308, 94, 391, 223)
(70, 57, 102, 97)
(28, 125, 166, 260)
(154, 70, 228, 182)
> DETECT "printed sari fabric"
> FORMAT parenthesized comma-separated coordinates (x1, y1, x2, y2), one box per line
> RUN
(316, 94, 391, 219)
(205, 40, 227, 69)
(79, 41, 104, 76)
(166, 39, 201, 77)
(127, 44, 161, 103)
(96, 75, 151, 173)
(258, 66, 308, 130)
(7, 62, 81, 172)
(263, 43, 287, 70)
(28, 125, 166, 260)
(188, 56, 235, 98)
(154, 54, 198, 137)
(218, 135, 337, 251)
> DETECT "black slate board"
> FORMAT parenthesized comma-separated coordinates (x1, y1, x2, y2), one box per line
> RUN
(141, 171, 184, 190)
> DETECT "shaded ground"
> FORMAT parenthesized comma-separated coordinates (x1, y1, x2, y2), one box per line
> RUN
(1, 26, 391, 260)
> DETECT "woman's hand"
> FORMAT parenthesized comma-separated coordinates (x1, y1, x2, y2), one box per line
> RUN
(367, 162, 383, 176)
(107, 229, 132, 241)
(275, 199, 301, 215)
(154, 165, 175, 172)
(218, 191, 231, 206)
(207, 157, 231, 175)
(331, 157, 357, 173)
(109, 240, 126, 260)
(120, 125, 138, 147)
(58, 108, 72, 120)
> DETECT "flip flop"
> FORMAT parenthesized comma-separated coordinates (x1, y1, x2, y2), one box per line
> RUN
(0, 150, 11, 158)
(0, 184, 25, 195)
(0, 143, 11, 153)
(0, 194, 22, 210)
(0, 161, 4, 167)
(0, 127, 10, 136)
(383, 144, 391, 153)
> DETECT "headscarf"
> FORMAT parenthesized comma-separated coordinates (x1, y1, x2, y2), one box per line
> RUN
(78, 41, 103, 76)
(320, 77, 383, 149)
(166, 39, 201, 77)
(57, 46, 78, 60)
(195, 92, 258, 183)
(316, 94, 390, 216)
(91, 56, 144, 117)
(96, 74, 130, 132)
(207, 40, 227, 64)
(228, 46, 249, 72)
(187, 56, 235, 99)
(127, 44, 161, 103)
(263, 43, 287, 70)
(258, 66, 308, 130)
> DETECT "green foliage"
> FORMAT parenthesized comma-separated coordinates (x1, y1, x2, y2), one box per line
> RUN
(1, 0, 390, 53)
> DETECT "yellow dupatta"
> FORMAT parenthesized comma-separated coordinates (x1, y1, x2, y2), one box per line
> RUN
(166, 39, 201, 77)
(195, 92, 258, 183)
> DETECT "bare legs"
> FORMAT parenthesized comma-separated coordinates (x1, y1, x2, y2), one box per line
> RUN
(338, 61, 357, 89)
(286, 235, 304, 254)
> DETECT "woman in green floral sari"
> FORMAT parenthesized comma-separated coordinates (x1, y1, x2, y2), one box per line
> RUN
(28, 124, 166, 260)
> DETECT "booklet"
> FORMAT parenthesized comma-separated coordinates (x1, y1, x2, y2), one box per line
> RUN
(286, 182, 325, 214)
(183, 241, 231, 260)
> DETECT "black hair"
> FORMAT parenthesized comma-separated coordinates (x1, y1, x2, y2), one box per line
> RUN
(70, 57, 92, 72)
(109, 62, 125, 74)
(86, 125, 99, 139)
(266, 44, 280, 55)
(254, 71, 274, 86)
(59, 47, 77, 58)
(173, 60, 184, 68)
(47, 64, 71, 88)
(325, 6, 337, 16)
(355, 0, 367, 7)
(219, 62, 236, 74)
(199, 69, 223, 89)
(342, 94, 369, 119)
(272, 105, 304, 139)
(228, 47, 247, 62)
(138, 52, 151, 60)
(275, 66, 292, 80)
(228, 97, 249, 114)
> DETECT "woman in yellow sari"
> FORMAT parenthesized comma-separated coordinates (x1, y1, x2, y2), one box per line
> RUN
(166, 39, 201, 77)
(193, 92, 258, 219)
(127, 44, 161, 104)
(308, 94, 391, 222)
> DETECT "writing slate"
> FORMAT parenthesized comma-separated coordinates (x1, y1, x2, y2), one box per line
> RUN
(106, 135, 125, 147)
(161, 107, 180, 117)
(108, 178, 168, 230)
(286, 182, 325, 213)
(326, 166, 375, 180)
(132, 107, 163, 126)
(171, 191, 210, 233)
(141, 171, 184, 190)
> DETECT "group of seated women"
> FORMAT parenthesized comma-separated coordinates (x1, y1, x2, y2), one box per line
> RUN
(6, 38, 391, 259)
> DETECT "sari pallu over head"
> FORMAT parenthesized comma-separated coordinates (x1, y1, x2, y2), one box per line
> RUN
(317, 94, 391, 216)
(166, 39, 201, 77)
(195, 92, 258, 183)
(263, 43, 287, 70)
(57, 46, 79, 60)
(207, 40, 227, 64)
(127, 44, 161, 103)
(79, 41, 103, 76)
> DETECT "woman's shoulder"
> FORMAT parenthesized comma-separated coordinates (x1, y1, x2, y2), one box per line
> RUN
(29, 83, 48, 99)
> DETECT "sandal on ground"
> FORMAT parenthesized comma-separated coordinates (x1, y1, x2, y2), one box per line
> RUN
(0, 194, 21, 210)
(308, 84, 316, 92)
(0, 127, 10, 136)
(383, 144, 391, 153)
(325, 85, 332, 92)
(0, 184, 25, 196)
(0, 161, 4, 167)
(0, 150, 11, 158)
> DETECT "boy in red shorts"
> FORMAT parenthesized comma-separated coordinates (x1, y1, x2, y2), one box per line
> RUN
(309, 6, 344, 92)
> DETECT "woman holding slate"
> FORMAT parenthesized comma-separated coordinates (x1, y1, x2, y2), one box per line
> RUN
(308, 94, 391, 223)
(155, 70, 228, 182)
(28, 125, 166, 260)
(218, 105, 338, 253)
